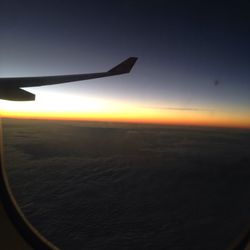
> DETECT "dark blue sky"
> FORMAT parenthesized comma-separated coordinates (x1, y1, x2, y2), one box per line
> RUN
(0, 0, 250, 127)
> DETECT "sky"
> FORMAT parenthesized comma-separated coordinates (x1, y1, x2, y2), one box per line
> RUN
(0, 0, 250, 128)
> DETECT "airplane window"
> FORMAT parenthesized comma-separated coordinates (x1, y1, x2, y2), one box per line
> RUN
(1, 1, 250, 249)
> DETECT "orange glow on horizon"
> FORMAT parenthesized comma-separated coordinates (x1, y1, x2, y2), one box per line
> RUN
(2, 106, 250, 129)
(0, 91, 249, 129)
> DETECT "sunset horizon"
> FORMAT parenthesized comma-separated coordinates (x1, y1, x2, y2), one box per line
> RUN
(2, 110, 250, 130)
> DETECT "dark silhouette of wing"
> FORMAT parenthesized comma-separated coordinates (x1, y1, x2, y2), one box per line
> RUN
(0, 57, 137, 101)
(0, 57, 137, 88)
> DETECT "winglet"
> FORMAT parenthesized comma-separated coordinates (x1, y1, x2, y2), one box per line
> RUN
(108, 57, 138, 75)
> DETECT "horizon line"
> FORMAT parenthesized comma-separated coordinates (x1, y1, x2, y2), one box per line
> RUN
(2, 116, 250, 130)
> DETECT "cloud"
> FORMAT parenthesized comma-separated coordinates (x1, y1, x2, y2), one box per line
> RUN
(2, 118, 250, 250)
(144, 106, 213, 112)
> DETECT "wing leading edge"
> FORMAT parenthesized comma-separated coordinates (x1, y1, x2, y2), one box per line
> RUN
(0, 57, 137, 101)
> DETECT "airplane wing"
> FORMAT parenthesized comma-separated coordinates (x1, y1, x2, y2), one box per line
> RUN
(0, 57, 137, 101)
(0, 57, 137, 88)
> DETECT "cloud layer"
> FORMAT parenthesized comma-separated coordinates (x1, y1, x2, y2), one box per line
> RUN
(2, 118, 250, 249)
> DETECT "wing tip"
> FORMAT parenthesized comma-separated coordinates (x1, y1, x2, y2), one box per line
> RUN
(108, 57, 138, 75)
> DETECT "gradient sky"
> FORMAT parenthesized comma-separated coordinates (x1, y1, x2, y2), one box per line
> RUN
(0, 0, 250, 128)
